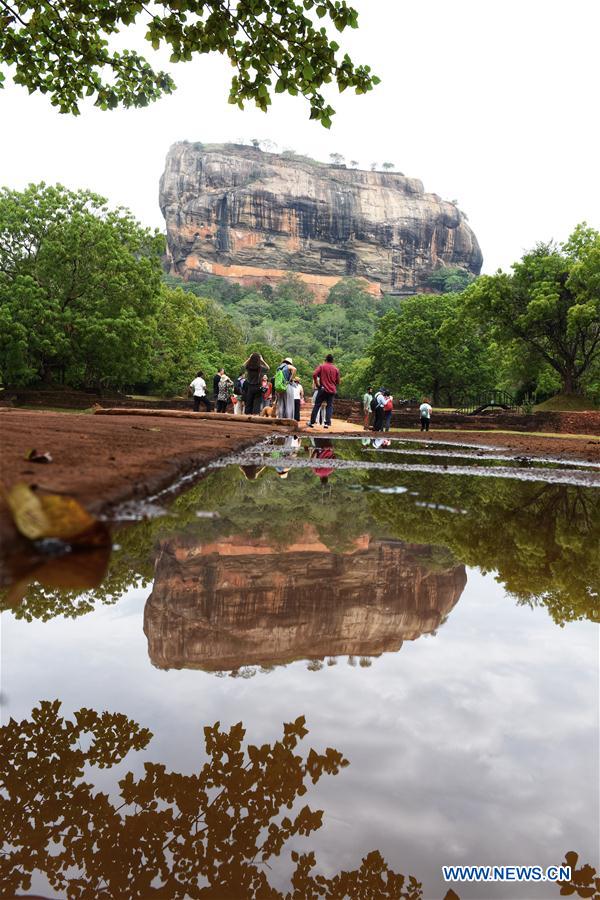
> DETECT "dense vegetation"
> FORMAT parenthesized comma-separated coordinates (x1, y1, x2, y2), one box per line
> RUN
(1, 183, 598, 405)
(0, 0, 378, 126)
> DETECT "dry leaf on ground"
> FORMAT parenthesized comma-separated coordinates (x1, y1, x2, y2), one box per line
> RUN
(4, 483, 108, 544)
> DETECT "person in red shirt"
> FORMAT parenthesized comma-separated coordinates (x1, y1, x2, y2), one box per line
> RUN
(308, 353, 340, 428)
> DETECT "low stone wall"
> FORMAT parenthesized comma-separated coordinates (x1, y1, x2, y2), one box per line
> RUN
(348, 406, 600, 435)
(0, 389, 191, 410)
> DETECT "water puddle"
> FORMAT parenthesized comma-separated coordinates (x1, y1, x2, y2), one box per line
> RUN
(1, 438, 598, 898)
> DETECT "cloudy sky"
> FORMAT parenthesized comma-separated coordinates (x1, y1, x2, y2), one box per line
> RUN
(1, 0, 598, 272)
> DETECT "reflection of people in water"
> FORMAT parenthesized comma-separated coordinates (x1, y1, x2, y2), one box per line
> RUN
(309, 437, 336, 484)
(272, 435, 301, 479)
(239, 465, 266, 481)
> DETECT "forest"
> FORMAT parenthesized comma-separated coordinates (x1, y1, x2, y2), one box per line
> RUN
(0, 184, 599, 406)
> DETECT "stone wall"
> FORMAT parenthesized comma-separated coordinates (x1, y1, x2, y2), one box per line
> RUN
(348, 405, 600, 435)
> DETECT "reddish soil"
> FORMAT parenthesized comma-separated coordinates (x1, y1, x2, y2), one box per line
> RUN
(0, 410, 289, 565)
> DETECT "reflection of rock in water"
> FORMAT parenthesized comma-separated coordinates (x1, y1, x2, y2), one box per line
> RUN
(143, 526, 467, 671)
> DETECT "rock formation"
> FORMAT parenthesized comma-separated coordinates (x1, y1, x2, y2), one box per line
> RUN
(143, 527, 467, 671)
(159, 142, 482, 300)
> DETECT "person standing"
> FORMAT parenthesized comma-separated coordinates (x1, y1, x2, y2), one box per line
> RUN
(188, 371, 212, 412)
(213, 368, 224, 401)
(260, 374, 272, 410)
(372, 389, 386, 432)
(233, 370, 247, 414)
(274, 357, 297, 419)
(363, 386, 373, 429)
(244, 352, 269, 415)
(216, 371, 234, 413)
(420, 398, 433, 432)
(383, 392, 394, 431)
(292, 377, 303, 422)
(308, 353, 340, 429)
(311, 388, 325, 425)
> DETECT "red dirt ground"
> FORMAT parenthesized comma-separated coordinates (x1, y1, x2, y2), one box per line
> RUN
(0, 410, 288, 565)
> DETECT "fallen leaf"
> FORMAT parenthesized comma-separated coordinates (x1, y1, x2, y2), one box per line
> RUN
(4, 483, 98, 541)
(25, 448, 53, 463)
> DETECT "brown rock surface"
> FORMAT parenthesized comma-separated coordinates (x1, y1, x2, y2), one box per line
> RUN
(159, 143, 482, 298)
(143, 528, 467, 670)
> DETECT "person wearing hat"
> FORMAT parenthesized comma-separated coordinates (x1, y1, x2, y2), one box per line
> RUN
(274, 357, 297, 419)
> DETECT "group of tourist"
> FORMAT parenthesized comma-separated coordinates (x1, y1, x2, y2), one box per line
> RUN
(188, 352, 341, 428)
(189, 355, 433, 432)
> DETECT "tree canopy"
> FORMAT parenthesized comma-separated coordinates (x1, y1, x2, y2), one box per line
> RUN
(465, 225, 600, 395)
(366, 293, 495, 404)
(0, 0, 379, 126)
(0, 701, 424, 898)
(0, 183, 164, 388)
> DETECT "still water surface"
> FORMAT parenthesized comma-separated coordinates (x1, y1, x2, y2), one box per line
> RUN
(1, 438, 599, 899)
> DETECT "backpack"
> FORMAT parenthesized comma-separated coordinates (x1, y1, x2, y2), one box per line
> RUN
(370, 395, 378, 412)
(384, 397, 393, 412)
(274, 365, 289, 393)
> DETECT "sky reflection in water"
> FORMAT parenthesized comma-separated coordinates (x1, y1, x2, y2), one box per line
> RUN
(1, 454, 598, 899)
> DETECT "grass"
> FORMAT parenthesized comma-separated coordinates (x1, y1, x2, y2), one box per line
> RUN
(534, 394, 599, 412)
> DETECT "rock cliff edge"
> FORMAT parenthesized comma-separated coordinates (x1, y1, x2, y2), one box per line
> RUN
(159, 142, 482, 299)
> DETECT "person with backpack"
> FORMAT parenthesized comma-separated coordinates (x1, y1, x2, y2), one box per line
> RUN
(233, 369, 246, 414)
(243, 351, 269, 415)
(420, 397, 433, 431)
(274, 357, 297, 419)
(383, 392, 394, 431)
(371, 389, 387, 432)
(307, 353, 340, 429)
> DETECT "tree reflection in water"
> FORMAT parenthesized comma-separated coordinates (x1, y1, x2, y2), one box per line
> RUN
(1, 703, 597, 900)
(1, 467, 598, 627)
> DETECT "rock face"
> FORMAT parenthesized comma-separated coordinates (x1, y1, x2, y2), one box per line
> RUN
(159, 142, 482, 300)
(143, 528, 467, 671)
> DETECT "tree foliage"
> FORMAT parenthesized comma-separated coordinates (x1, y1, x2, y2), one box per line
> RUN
(367, 293, 495, 404)
(465, 225, 600, 395)
(0, 183, 163, 389)
(0, 701, 426, 898)
(0, 0, 379, 126)
(427, 266, 475, 294)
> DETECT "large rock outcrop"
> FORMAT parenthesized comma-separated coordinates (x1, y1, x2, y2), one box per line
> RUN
(159, 142, 482, 300)
(143, 527, 467, 671)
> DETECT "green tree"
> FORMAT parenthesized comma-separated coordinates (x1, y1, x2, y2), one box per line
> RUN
(367, 293, 495, 405)
(0, 183, 163, 389)
(465, 225, 600, 396)
(150, 286, 244, 395)
(427, 266, 475, 294)
(0, 1, 379, 127)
